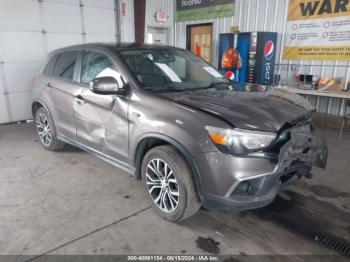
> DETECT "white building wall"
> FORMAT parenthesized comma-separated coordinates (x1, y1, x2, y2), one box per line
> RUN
(119, 0, 135, 42)
(0, 0, 118, 124)
(145, 0, 175, 45)
(175, 0, 350, 116)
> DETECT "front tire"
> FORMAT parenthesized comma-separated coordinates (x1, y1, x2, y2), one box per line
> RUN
(34, 107, 65, 151)
(141, 145, 201, 222)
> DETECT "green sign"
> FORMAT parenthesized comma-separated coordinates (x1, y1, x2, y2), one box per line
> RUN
(176, 0, 235, 22)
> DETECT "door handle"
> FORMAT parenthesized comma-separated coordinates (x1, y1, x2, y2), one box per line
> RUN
(46, 82, 53, 91)
(132, 112, 141, 118)
(75, 95, 86, 105)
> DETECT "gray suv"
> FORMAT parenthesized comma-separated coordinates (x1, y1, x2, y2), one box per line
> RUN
(32, 43, 327, 221)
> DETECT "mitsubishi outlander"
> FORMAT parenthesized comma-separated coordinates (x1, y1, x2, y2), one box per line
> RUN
(32, 43, 327, 221)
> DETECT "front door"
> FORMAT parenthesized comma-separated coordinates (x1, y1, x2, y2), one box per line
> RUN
(74, 50, 129, 164)
(187, 24, 213, 63)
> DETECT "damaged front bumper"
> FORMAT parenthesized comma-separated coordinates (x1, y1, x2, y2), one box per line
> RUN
(285, 126, 328, 169)
(198, 126, 328, 211)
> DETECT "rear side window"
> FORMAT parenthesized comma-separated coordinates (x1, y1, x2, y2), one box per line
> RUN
(52, 51, 78, 80)
(44, 54, 59, 75)
(81, 51, 115, 85)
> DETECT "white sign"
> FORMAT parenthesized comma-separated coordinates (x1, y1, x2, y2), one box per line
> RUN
(155, 63, 182, 82)
(284, 0, 350, 60)
(203, 67, 223, 78)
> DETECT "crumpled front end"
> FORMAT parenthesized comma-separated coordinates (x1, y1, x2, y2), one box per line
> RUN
(196, 122, 328, 211)
(284, 125, 328, 169)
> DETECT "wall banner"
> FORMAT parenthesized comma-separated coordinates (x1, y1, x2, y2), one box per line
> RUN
(176, 0, 235, 22)
(284, 0, 350, 60)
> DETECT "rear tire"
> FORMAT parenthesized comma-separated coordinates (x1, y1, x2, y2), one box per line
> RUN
(34, 107, 65, 151)
(141, 145, 201, 222)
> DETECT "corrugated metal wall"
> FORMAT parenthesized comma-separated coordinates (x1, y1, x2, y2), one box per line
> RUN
(0, 0, 118, 124)
(145, 0, 175, 45)
(119, 0, 176, 44)
(175, 0, 350, 116)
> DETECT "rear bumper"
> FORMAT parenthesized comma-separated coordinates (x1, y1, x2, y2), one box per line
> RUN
(195, 133, 327, 211)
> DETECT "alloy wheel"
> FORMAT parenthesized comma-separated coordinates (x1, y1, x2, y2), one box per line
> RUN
(36, 113, 52, 146)
(146, 158, 179, 213)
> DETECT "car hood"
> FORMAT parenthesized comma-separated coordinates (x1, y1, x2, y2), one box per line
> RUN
(159, 87, 314, 132)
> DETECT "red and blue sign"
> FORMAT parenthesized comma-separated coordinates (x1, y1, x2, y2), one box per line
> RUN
(264, 40, 274, 61)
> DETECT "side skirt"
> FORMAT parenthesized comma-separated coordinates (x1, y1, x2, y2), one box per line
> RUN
(57, 134, 135, 176)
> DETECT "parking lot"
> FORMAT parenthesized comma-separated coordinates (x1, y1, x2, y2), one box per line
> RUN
(0, 122, 349, 259)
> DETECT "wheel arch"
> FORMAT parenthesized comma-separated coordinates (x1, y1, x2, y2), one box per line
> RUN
(32, 100, 51, 118)
(132, 133, 204, 199)
(31, 100, 57, 133)
(32, 101, 43, 117)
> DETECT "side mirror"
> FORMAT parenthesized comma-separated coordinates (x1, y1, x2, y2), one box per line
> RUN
(90, 76, 126, 95)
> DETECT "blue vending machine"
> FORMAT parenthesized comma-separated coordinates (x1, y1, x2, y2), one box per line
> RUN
(218, 32, 278, 85)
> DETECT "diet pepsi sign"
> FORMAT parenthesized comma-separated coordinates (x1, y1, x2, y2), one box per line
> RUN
(264, 41, 274, 84)
(258, 34, 277, 85)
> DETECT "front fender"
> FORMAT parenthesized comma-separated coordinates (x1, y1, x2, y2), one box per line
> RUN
(131, 132, 205, 199)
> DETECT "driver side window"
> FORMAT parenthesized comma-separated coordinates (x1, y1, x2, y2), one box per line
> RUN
(81, 51, 116, 85)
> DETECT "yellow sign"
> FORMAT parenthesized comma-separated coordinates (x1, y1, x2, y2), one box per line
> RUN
(230, 25, 240, 32)
(288, 0, 350, 20)
(284, 46, 350, 60)
(284, 0, 350, 60)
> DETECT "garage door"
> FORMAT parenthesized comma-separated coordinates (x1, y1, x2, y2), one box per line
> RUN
(0, 0, 118, 124)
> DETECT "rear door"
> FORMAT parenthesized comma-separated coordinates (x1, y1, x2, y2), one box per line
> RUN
(74, 50, 129, 164)
(43, 50, 81, 139)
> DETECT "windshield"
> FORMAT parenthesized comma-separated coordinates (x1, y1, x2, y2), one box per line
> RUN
(117, 48, 229, 92)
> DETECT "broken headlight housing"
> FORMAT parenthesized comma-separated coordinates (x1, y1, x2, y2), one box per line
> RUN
(205, 126, 277, 155)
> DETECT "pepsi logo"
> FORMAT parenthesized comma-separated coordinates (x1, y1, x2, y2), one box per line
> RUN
(225, 71, 235, 81)
(264, 41, 274, 61)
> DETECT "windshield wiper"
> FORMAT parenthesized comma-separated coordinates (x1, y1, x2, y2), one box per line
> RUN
(188, 81, 230, 91)
(143, 85, 188, 93)
(144, 81, 230, 93)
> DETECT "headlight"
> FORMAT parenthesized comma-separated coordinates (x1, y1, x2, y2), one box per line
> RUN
(205, 126, 276, 154)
